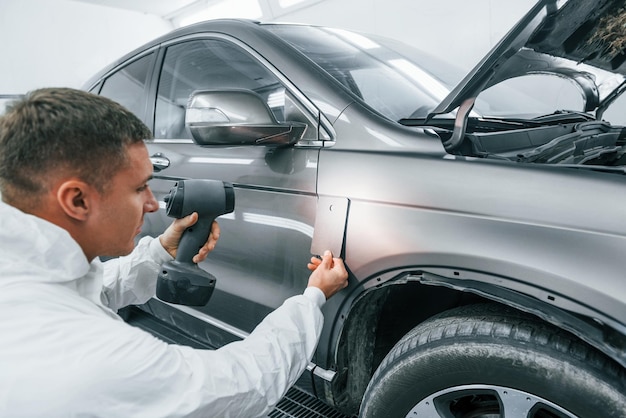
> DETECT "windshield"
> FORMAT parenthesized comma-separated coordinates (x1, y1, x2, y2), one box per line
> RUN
(266, 25, 591, 122)
(266, 25, 462, 121)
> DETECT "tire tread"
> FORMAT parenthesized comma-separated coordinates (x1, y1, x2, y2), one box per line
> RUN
(373, 303, 624, 392)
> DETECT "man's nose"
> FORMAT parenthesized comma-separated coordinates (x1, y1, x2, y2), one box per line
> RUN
(145, 188, 159, 213)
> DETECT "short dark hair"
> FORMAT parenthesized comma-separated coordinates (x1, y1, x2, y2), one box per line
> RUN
(0, 87, 153, 205)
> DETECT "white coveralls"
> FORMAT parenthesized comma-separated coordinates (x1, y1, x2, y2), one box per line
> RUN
(0, 201, 326, 417)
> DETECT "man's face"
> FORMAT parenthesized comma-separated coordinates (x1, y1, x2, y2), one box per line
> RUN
(93, 142, 158, 257)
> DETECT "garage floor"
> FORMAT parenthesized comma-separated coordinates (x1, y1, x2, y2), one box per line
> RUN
(267, 386, 352, 418)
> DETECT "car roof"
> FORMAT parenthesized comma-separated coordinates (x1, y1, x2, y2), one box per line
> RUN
(83, 19, 268, 89)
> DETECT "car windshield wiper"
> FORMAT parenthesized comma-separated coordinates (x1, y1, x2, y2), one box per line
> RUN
(400, 110, 595, 131)
(399, 117, 540, 132)
(516, 121, 625, 164)
(530, 110, 595, 124)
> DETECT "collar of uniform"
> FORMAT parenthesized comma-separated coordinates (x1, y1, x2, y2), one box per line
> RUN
(0, 200, 91, 285)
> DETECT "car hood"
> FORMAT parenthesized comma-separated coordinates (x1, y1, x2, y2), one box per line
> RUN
(429, 0, 626, 118)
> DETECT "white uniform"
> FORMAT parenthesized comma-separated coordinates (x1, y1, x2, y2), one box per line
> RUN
(0, 201, 326, 417)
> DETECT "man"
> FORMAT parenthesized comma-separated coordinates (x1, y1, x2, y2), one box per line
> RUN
(0, 88, 348, 417)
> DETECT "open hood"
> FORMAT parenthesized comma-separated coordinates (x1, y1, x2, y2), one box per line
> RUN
(429, 0, 626, 119)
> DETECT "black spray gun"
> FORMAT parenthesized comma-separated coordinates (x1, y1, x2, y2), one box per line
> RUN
(156, 179, 235, 306)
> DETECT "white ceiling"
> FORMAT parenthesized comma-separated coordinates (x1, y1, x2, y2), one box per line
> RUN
(71, 0, 203, 18)
(70, 0, 324, 25)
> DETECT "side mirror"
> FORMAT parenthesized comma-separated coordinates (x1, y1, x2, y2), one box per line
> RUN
(185, 89, 307, 146)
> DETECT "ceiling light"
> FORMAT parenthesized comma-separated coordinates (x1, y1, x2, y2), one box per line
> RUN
(278, 0, 306, 7)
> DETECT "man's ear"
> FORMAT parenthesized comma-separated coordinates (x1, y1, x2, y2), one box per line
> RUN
(56, 179, 95, 221)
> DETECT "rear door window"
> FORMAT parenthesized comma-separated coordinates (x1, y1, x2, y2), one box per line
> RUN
(99, 53, 154, 120)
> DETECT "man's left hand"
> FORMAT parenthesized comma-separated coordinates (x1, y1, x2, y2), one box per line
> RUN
(159, 212, 220, 263)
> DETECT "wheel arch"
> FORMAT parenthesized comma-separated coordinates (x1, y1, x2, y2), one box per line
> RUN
(324, 267, 626, 415)
(327, 276, 483, 413)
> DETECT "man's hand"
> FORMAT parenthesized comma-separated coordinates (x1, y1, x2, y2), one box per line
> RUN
(159, 212, 220, 264)
(307, 251, 349, 300)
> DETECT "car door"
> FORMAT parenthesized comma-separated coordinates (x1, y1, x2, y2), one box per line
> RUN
(140, 36, 320, 337)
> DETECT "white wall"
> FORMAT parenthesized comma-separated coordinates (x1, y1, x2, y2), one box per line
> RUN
(0, 0, 172, 94)
(0, 0, 536, 95)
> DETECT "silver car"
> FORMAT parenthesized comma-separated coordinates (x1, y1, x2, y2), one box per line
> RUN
(85, 0, 626, 416)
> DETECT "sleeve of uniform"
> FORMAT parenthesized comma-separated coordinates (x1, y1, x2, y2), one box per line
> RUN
(83, 288, 326, 418)
(184, 289, 326, 417)
(100, 236, 172, 311)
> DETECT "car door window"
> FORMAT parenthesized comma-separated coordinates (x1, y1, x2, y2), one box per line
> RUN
(154, 39, 314, 140)
(99, 53, 154, 120)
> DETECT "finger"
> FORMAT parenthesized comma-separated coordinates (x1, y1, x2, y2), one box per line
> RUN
(197, 240, 215, 257)
(205, 221, 220, 251)
(331, 257, 345, 270)
(306, 254, 324, 271)
(320, 250, 333, 268)
(193, 242, 214, 263)
(209, 221, 220, 241)
(172, 212, 198, 232)
(185, 212, 199, 226)
(192, 251, 210, 264)
(327, 254, 336, 269)
(192, 221, 221, 263)
(331, 258, 349, 287)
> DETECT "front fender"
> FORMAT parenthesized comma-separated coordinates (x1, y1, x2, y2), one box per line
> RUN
(344, 197, 626, 338)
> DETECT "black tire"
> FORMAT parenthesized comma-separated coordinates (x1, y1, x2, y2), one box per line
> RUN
(360, 303, 626, 418)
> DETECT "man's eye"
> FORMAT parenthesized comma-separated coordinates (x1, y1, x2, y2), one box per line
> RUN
(137, 185, 148, 192)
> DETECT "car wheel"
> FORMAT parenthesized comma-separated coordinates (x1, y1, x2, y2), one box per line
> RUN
(359, 303, 626, 418)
